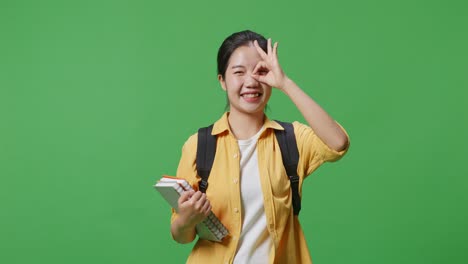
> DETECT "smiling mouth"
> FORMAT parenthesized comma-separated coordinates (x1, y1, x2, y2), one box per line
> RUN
(242, 93, 261, 98)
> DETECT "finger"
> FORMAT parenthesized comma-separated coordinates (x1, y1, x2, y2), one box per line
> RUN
(194, 193, 207, 210)
(178, 190, 194, 204)
(201, 199, 210, 212)
(203, 202, 212, 216)
(252, 61, 268, 76)
(189, 191, 203, 204)
(273, 42, 278, 57)
(267, 38, 272, 55)
(253, 40, 268, 59)
(251, 72, 267, 85)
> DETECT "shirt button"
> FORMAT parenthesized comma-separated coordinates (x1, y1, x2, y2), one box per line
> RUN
(233, 179, 238, 184)
(234, 208, 239, 213)
(233, 153, 238, 158)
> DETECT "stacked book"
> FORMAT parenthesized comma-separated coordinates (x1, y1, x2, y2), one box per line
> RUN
(154, 175, 229, 242)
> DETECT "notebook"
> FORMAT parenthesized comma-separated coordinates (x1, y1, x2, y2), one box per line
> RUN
(154, 175, 229, 242)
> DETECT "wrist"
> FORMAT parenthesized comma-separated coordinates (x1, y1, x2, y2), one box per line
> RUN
(171, 215, 197, 244)
(279, 77, 296, 94)
(174, 215, 196, 232)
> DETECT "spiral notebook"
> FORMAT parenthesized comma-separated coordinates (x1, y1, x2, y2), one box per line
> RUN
(154, 175, 229, 242)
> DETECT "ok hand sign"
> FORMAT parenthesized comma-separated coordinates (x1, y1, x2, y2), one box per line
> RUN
(252, 38, 289, 91)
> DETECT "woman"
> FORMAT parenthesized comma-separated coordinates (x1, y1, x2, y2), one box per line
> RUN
(170, 30, 350, 264)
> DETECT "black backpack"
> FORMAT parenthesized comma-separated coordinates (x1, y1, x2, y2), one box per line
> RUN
(196, 121, 302, 215)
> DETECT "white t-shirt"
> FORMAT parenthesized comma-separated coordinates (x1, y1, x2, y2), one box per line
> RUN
(233, 127, 272, 264)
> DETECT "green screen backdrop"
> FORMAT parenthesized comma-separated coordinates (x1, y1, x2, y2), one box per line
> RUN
(1, 0, 467, 263)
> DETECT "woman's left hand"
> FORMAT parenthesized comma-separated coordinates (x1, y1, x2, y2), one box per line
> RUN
(252, 38, 289, 91)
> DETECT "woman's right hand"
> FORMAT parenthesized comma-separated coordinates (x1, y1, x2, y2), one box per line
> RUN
(177, 190, 212, 229)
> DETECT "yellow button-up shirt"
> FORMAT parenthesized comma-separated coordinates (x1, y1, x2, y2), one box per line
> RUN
(172, 113, 349, 264)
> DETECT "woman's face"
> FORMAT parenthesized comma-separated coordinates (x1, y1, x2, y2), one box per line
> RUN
(218, 43, 272, 116)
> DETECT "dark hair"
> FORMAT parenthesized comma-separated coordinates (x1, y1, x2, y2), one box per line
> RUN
(217, 30, 268, 78)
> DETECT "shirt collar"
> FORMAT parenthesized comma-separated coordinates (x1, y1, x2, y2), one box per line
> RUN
(211, 112, 285, 136)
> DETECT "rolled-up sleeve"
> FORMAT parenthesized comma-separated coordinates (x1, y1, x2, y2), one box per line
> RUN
(171, 134, 199, 224)
(293, 121, 350, 178)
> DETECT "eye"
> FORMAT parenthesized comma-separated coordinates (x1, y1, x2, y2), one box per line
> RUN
(234, 71, 244, 75)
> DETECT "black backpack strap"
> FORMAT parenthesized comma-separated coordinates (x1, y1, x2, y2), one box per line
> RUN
(196, 124, 216, 193)
(274, 121, 301, 215)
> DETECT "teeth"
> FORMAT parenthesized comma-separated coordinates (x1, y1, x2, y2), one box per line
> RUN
(243, 93, 260, 98)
